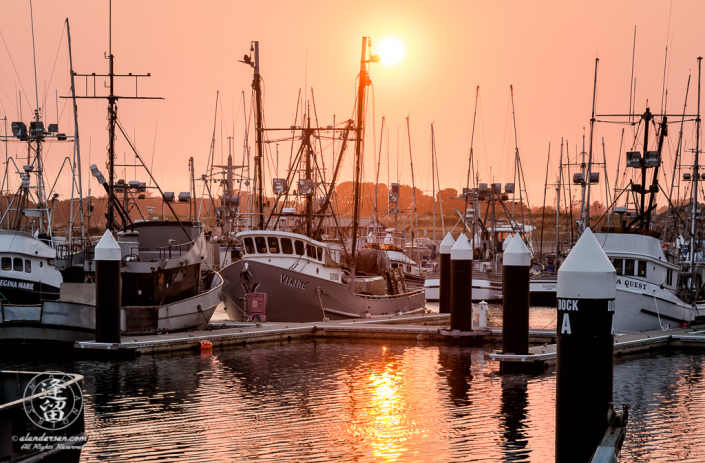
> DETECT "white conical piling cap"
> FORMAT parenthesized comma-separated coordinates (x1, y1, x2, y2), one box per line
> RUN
(502, 233, 515, 250)
(557, 228, 616, 299)
(451, 233, 473, 260)
(95, 230, 122, 261)
(439, 232, 455, 254)
(504, 235, 531, 267)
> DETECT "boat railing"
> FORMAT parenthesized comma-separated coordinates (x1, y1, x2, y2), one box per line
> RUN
(55, 238, 94, 260)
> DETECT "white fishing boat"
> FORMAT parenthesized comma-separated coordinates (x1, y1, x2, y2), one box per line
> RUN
(222, 230, 425, 322)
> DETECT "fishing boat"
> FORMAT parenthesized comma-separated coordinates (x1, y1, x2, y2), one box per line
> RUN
(219, 38, 425, 322)
(0, 13, 223, 346)
(564, 57, 705, 331)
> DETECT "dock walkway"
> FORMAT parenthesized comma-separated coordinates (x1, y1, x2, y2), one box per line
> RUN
(74, 313, 705, 360)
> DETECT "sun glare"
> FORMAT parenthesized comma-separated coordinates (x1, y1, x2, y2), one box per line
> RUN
(377, 38, 404, 65)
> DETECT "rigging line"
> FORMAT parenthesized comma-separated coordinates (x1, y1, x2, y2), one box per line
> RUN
(478, 92, 490, 184)
(41, 22, 67, 115)
(0, 30, 31, 115)
(29, 0, 40, 118)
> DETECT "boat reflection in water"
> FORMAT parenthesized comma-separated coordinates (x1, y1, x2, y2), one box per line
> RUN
(5, 342, 705, 462)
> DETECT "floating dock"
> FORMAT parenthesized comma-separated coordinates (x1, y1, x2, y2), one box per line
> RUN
(72, 311, 705, 361)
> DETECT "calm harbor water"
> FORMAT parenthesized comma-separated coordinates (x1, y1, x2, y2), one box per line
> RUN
(6, 307, 705, 462)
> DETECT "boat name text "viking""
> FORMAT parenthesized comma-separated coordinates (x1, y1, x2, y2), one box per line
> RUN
(616, 278, 648, 291)
(0, 279, 34, 290)
(280, 274, 308, 290)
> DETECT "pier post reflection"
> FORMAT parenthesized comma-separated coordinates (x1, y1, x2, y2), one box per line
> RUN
(437, 346, 474, 408)
(500, 374, 529, 461)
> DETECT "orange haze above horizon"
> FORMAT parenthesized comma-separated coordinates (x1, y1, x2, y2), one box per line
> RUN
(1, 0, 705, 219)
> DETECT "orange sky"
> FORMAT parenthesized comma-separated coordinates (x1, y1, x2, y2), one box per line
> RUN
(1, 0, 705, 216)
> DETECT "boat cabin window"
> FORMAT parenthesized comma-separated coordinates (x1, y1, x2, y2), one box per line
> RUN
(306, 244, 316, 259)
(317, 247, 323, 261)
(1, 257, 9, 270)
(638, 260, 647, 277)
(25, 260, 31, 273)
(267, 237, 280, 254)
(255, 236, 267, 253)
(612, 258, 623, 276)
(281, 238, 294, 255)
(624, 259, 635, 276)
(243, 237, 255, 254)
(294, 240, 305, 256)
(667, 269, 673, 286)
(13, 258, 22, 272)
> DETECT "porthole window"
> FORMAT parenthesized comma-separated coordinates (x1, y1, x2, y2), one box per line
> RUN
(25, 259, 31, 273)
(39, 261, 44, 268)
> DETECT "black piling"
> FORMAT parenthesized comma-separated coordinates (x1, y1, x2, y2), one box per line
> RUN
(555, 228, 616, 463)
(95, 230, 122, 344)
(439, 233, 455, 314)
(450, 234, 473, 331)
(502, 236, 531, 355)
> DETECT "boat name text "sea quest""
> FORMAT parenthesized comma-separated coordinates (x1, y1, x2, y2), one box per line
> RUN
(280, 274, 308, 290)
(0, 279, 34, 290)
(616, 278, 648, 291)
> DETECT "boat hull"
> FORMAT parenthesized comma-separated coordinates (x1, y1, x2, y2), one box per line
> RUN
(0, 273, 223, 345)
(221, 260, 426, 322)
(423, 274, 502, 302)
(613, 276, 700, 331)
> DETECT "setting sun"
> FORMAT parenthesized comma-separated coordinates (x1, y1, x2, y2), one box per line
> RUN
(377, 38, 404, 65)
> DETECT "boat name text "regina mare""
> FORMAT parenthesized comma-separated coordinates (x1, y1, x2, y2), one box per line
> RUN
(280, 274, 308, 290)
(0, 279, 34, 291)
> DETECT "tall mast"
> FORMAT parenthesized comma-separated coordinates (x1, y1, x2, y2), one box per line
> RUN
(29, 0, 46, 234)
(66, 18, 84, 240)
(305, 107, 312, 238)
(431, 123, 436, 242)
(509, 85, 527, 237)
(374, 116, 385, 239)
(252, 42, 265, 230)
(407, 117, 419, 257)
(351, 37, 367, 284)
(689, 57, 702, 286)
(584, 58, 599, 230)
(350, 37, 378, 289)
(556, 138, 563, 264)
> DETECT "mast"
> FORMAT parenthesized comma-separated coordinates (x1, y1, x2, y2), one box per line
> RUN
(106, 1, 116, 232)
(664, 75, 690, 241)
(584, 58, 599, 231)
(29, 0, 46, 234)
(374, 116, 385, 239)
(539, 143, 550, 265)
(305, 107, 312, 238)
(351, 37, 376, 288)
(66, 18, 84, 240)
(509, 85, 527, 237)
(407, 117, 419, 261)
(431, 123, 436, 242)
(556, 138, 563, 265)
(433, 123, 445, 236)
(689, 57, 702, 288)
(252, 42, 265, 230)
